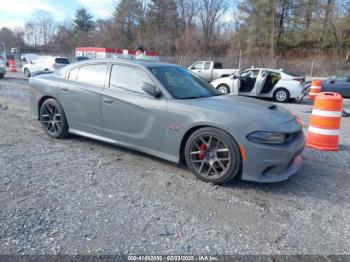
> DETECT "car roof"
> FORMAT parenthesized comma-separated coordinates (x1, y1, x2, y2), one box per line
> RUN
(68, 58, 176, 68)
(242, 67, 284, 73)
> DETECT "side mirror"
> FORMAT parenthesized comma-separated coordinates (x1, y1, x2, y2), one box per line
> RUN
(329, 79, 335, 84)
(30, 61, 33, 64)
(142, 82, 161, 97)
(232, 75, 238, 79)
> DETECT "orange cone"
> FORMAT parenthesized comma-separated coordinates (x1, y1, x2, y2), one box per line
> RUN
(306, 92, 342, 151)
(308, 80, 322, 100)
(9, 59, 17, 72)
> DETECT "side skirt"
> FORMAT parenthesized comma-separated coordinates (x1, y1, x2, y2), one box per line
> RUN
(69, 128, 179, 164)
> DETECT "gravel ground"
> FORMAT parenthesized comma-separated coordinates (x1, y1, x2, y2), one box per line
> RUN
(0, 72, 350, 255)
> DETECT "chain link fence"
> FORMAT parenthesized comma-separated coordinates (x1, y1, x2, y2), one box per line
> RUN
(161, 55, 350, 77)
(16, 49, 349, 77)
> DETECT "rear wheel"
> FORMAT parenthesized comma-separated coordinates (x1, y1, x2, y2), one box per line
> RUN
(0, 74, 4, 79)
(24, 68, 31, 77)
(273, 88, 290, 103)
(185, 127, 241, 184)
(217, 84, 230, 94)
(39, 99, 68, 138)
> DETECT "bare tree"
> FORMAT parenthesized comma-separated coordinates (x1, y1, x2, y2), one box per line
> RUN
(177, 0, 198, 32)
(32, 10, 56, 46)
(198, 0, 227, 51)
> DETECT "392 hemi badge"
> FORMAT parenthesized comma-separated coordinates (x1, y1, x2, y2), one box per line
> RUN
(169, 124, 179, 131)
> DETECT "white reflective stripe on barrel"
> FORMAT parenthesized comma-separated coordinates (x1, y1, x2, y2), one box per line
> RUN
(308, 126, 340, 136)
(310, 86, 322, 90)
(312, 109, 342, 117)
(309, 92, 320, 96)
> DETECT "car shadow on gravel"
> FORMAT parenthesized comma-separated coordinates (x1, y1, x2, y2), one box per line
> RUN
(66, 133, 182, 167)
(57, 134, 349, 205)
(225, 157, 350, 206)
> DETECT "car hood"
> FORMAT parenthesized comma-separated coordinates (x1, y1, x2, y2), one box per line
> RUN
(177, 95, 295, 126)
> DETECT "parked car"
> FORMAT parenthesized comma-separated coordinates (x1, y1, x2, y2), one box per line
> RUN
(0, 42, 6, 66)
(21, 53, 39, 64)
(321, 75, 350, 98)
(29, 59, 305, 184)
(188, 61, 238, 82)
(23, 56, 70, 77)
(211, 68, 305, 102)
(0, 60, 6, 79)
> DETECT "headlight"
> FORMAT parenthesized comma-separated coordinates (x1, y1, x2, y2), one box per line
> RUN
(247, 131, 287, 145)
(0, 63, 4, 68)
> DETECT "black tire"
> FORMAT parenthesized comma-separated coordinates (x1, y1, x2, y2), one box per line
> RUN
(0, 74, 4, 79)
(184, 127, 241, 184)
(24, 68, 31, 77)
(217, 84, 230, 94)
(39, 98, 69, 139)
(273, 88, 290, 103)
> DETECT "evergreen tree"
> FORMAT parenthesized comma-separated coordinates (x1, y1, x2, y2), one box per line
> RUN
(73, 8, 95, 42)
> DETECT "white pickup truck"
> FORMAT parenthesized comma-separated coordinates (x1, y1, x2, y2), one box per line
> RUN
(188, 61, 238, 82)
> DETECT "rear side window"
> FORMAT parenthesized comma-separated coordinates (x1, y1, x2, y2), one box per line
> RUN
(110, 65, 155, 94)
(55, 58, 70, 64)
(214, 62, 222, 69)
(77, 64, 107, 86)
(68, 67, 79, 80)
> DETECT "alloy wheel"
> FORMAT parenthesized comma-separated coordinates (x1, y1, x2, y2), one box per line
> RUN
(189, 134, 231, 179)
(217, 84, 229, 94)
(276, 90, 287, 101)
(40, 102, 63, 135)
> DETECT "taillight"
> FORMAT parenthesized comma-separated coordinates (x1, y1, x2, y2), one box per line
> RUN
(293, 77, 304, 83)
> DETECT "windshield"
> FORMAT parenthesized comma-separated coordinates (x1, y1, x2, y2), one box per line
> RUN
(149, 66, 219, 99)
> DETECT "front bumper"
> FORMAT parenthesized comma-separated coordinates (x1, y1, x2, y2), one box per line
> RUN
(241, 131, 305, 183)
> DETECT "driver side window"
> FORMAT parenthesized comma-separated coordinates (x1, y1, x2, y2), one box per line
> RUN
(192, 62, 203, 70)
(110, 65, 156, 95)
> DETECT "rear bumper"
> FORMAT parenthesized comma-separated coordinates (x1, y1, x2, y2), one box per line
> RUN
(240, 131, 305, 183)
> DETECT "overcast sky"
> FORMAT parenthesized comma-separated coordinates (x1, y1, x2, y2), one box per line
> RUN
(0, 0, 116, 29)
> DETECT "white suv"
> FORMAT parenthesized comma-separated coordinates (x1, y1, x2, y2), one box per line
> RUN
(23, 56, 70, 77)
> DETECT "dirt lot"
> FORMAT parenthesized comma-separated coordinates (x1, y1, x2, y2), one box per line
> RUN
(0, 72, 350, 255)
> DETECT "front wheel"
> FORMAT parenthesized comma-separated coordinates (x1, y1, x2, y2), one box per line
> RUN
(273, 88, 290, 103)
(217, 84, 230, 94)
(0, 74, 4, 79)
(39, 99, 69, 138)
(185, 127, 241, 184)
(24, 68, 31, 77)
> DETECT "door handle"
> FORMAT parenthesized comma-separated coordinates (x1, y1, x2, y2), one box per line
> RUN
(198, 70, 202, 73)
(60, 87, 69, 92)
(103, 98, 114, 104)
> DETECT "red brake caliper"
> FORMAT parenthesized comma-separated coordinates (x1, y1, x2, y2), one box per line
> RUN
(198, 144, 207, 160)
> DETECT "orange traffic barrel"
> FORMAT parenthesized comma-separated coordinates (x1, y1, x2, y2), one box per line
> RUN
(306, 92, 342, 151)
(8, 59, 17, 72)
(308, 80, 322, 100)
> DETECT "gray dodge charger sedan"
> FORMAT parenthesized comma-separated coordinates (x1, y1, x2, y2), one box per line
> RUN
(29, 59, 305, 184)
